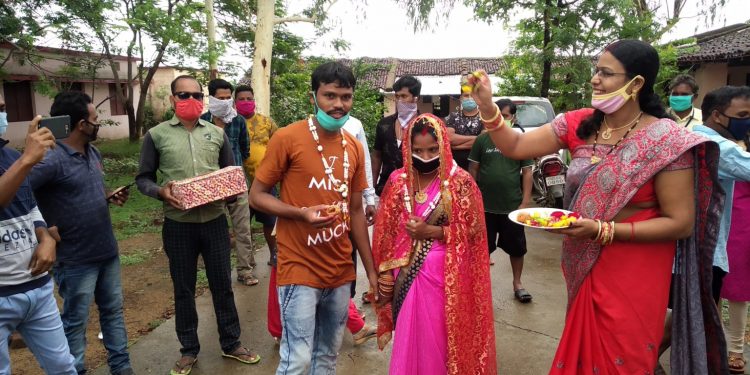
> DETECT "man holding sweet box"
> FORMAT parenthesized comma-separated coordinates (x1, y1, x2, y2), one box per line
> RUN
(136, 75, 260, 375)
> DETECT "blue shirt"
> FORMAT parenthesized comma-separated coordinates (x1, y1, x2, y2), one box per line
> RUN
(200, 112, 249, 167)
(28, 141, 118, 265)
(693, 125, 750, 272)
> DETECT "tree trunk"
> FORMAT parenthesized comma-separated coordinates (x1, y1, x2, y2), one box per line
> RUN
(252, 0, 275, 116)
(206, 0, 218, 80)
(540, 0, 553, 98)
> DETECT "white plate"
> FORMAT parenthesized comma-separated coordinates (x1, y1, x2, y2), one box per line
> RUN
(508, 208, 577, 230)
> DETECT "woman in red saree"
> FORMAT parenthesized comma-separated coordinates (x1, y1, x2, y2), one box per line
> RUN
(372, 114, 496, 374)
(468, 40, 727, 374)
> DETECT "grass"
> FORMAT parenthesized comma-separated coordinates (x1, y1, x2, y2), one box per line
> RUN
(94, 138, 163, 241)
(196, 269, 209, 288)
(120, 250, 150, 266)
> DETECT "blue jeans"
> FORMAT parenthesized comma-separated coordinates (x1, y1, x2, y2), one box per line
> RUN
(276, 284, 349, 375)
(53, 256, 131, 374)
(0, 278, 77, 375)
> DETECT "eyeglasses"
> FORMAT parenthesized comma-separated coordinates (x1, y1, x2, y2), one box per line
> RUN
(85, 120, 101, 128)
(174, 92, 205, 100)
(593, 68, 629, 79)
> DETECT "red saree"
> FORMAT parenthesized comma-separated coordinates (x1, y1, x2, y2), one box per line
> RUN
(549, 109, 727, 374)
(372, 114, 497, 374)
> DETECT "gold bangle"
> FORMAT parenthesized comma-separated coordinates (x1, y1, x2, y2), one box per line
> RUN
(594, 220, 602, 241)
(609, 221, 616, 245)
(480, 103, 501, 123)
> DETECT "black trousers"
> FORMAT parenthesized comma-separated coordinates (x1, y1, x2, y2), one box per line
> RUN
(163, 216, 241, 357)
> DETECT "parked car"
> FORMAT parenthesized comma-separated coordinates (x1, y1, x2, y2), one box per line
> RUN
(492, 96, 566, 208)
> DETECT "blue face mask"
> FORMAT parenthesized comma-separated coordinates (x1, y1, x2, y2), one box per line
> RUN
(0, 112, 7, 137)
(721, 112, 750, 140)
(461, 98, 478, 111)
(313, 93, 349, 131)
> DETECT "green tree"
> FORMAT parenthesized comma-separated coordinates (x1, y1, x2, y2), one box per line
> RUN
(269, 57, 385, 149)
(3, 0, 206, 141)
(396, 0, 726, 111)
(223, 0, 344, 116)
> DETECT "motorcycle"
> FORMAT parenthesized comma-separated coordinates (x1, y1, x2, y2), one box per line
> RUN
(532, 154, 567, 208)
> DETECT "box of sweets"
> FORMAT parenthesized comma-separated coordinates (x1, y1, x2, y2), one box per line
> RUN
(171, 166, 247, 210)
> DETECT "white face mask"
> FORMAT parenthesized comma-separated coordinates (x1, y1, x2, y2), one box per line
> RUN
(208, 96, 238, 123)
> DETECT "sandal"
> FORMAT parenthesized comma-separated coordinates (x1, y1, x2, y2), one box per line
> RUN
(353, 324, 377, 346)
(514, 289, 533, 303)
(361, 291, 371, 305)
(222, 346, 261, 365)
(237, 273, 259, 286)
(170, 356, 197, 375)
(729, 352, 745, 374)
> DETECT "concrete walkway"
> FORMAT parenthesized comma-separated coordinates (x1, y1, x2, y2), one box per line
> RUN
(93, 229, 672, 374)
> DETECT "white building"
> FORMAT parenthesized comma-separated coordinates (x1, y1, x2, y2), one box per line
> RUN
(0, 43, 141, 146)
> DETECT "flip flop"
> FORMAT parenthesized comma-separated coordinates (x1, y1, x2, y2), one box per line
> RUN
(222, 346, 261, 365)
(170, 356, 197, 375)
(514, 289, 533, 303)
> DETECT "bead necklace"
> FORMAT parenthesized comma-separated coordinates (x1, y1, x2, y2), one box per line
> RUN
(591, 112, 642, 165)
(307, 115, 350, 221)
(601, 111, 643, 140)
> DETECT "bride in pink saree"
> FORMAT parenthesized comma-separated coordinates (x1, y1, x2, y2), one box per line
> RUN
(372, 114, 496, 374)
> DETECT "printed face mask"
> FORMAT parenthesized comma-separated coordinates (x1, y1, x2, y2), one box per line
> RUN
(208, 96, 238, 123)
(412, 153, 440, 174)
(397, 100, 418, 129)
(591, 75, 642, 114)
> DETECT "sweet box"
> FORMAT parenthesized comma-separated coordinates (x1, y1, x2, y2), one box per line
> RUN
(171, 166, 247, 210)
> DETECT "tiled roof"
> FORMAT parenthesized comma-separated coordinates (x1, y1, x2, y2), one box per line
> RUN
(242, 57, 506, 90)
(338, 57, 505, 90)
(678, 23, 750, 63)
(394, 58, 505, 76)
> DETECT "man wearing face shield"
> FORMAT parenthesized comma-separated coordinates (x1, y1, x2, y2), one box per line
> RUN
(692, 86, 750, 373)
(27, 91, 134, 375)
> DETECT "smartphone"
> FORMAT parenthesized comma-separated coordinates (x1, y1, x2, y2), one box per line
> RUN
(106, 182, 135, 201)
(39, 115, 71, 139)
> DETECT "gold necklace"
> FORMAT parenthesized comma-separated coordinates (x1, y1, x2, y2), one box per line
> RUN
(414, 172, 438, 204)
(601, 111, 643, 140)
(591, 112, 643, 164)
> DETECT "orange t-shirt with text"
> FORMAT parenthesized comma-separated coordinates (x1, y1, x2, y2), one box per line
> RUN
(254, 119, 368, 288)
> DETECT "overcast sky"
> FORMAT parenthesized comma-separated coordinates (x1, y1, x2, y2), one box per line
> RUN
(282, 0, 747, 59)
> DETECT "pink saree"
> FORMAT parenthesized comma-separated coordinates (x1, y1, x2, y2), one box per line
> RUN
(373, 114, 496, 375)
(389, 178, 449, 374)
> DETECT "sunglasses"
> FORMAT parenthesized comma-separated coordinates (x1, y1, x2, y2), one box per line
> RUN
(174, 92, 204, 100)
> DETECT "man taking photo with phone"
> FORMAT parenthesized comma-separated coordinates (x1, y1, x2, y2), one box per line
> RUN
(27, 91, 134, 375)
(0, 96, 77, 374)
